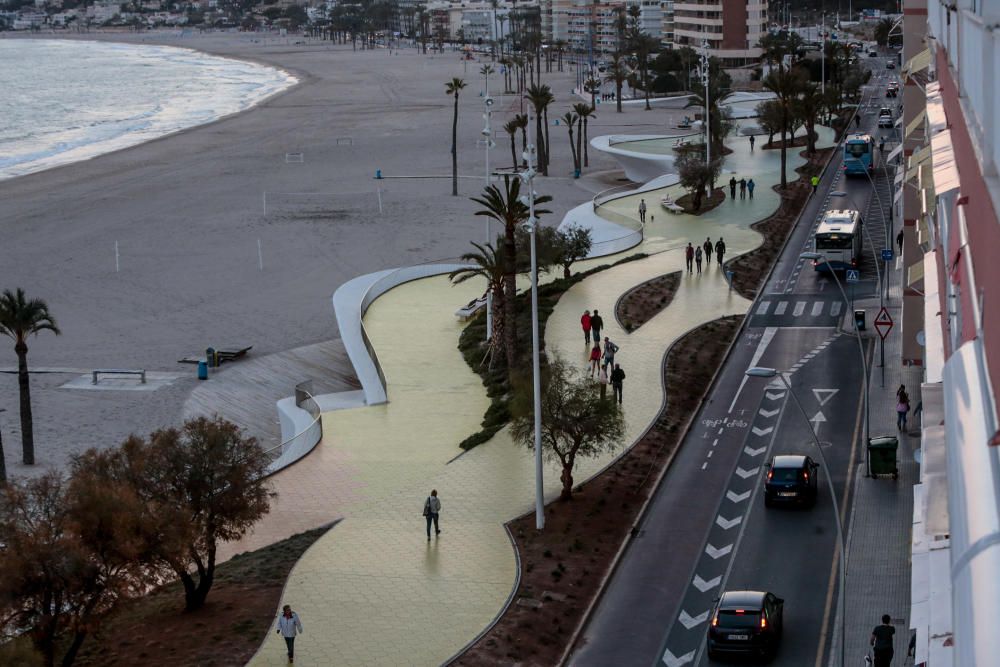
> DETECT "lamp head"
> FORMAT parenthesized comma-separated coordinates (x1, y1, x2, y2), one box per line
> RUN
(800, 251, 822, 261)
(745, 366, 778, 378)
(830, 190, 847, 197)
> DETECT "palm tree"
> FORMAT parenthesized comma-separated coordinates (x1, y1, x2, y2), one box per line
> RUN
(572, 102, 595, 167)
(504, 118, 520, 169)
(525, 83, 554, 175)
(629, 33, 660, 110)
(0, 289, 60, 466)
(793, 81, 824, 155)
(449, 241, 507, 361)
(516, 113, 529, 165)
(763, 69, 805, 188)
(584, 77, 601, 108)
(471, 177, 552, 370)
(604, 56, 628, 113)
(445, 77, 467, 196)
(562, 111, 580, 176)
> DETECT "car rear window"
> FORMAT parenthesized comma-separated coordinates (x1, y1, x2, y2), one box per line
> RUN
(719, 610, 761, 628)
(770, 468, 801, 482)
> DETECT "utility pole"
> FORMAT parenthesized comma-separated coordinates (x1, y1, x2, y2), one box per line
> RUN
(821, 12, 826, 97)
(702, 40, 711, 166)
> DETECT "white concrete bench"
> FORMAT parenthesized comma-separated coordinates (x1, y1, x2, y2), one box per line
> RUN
(92, 369, 146, 385)
(660, 197, 684, 214)
(455, 296, 488, 321)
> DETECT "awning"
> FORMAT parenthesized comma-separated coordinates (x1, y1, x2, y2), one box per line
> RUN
(887, 143, 903, 164)
(895, 114, 903, 127)
(904, 47, 932, 80)
(894, 186, 904, 205)
(931, 128, 960, 196)
(905, 144, 933, 182)
(908, 258, 926, 287)
(905, 109, 927, 139)
(926, 81, 947, 134)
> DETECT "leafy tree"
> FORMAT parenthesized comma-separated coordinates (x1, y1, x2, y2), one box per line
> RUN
(573, 102, 595, 168)
(511, 357, 625, 501)
(756, 99, 783, 145)
(0, 473, 145, 667)
(445, 78, 467, 196)
(0, 288, 60, 466)
(552, 225, 593, 278)
(629, 33, 660, 110)
(676, 152, 722, 211)
(74, 417, 273, 612)
(561, 111, 580, 176)
(471, 178, 552, 371)
(515, 224, 558, 277)
(763, 68, 807, 188)
(688, 55, 732, 160)
(450, 241, 507, 360)
(792, 80, 823, 154)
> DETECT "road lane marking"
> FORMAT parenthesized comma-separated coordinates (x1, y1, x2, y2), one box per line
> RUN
(765, 391, 786, 400)
(775, 301, 788, 315)
(744, 445, 766, 457)
(794, 301, 807, 316)
(662, 648, 695, 667)
(726, 489, 751, 503)
(735, 466, 760, 479)
(812, 301, 824, 316)
(758, 407, 780, 418)
(831, 302, 842, 317)
(812, 388, 840, 405)
(756, 300, 771, 315)
(678, 609, 710, 629)
(704, 543, 733, 559)
(751, 426, 773, 436)
(701, 462, 708, 470)
(727, 327, 778, 414)
(712, 439, 719, 447)
(716, 515, 743, 530)
(692, 574, 722, 592)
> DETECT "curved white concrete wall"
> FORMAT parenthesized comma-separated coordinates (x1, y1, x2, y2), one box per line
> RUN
(591, 134, 698, 183)
(268, 396, 322, 474)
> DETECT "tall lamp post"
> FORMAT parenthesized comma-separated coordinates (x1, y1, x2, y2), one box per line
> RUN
(801, 251, 871, 474)
(745, 367, 846, 667)
(0, 407, 6, 483)
(482, 71, 495, 342)
(522, 107, 545, 530)
(701, 39, 711, 166)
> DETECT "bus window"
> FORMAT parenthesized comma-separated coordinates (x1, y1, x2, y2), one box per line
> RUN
(816, 234, 854, 250)
(846, 143, 870, 157)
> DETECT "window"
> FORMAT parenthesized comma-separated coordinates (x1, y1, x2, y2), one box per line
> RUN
(816, 234, 855, 250)
(770, 468, 800, 482)
(719, 611, 762, 628)
(846, 142, 870, 157)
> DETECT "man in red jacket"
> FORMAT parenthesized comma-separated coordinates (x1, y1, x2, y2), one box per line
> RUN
(581, 310, 592, 344)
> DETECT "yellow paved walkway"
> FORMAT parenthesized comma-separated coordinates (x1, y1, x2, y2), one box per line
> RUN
(244, 128, 834, 665)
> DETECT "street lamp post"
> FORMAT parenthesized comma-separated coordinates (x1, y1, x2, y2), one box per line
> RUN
(745, 367, 846, 667)
(522, 108, 545, 530)
(0, 407, 6, 483)
(482, 71, 495, 343)
(801, 251, 871, 475)
(701, 40, 711, 166)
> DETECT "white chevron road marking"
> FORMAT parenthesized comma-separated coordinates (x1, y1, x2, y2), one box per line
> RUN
(735, 466, 761, 479)
(726, 489, 752, 503)
(692, 574, 722, 592)
(752, 426, 773, 436)
(744, 445, 767, 457)
(716, 515, 743, 530)
(758, 408, 780, 418)
(662, 648, 695, 667)
(705, 543, 733, 559)
(678, 609, 710, 629)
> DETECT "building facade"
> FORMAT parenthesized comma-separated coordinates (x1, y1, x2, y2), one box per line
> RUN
(671, 0, 767, 65)
(900, 0, 1000, 665)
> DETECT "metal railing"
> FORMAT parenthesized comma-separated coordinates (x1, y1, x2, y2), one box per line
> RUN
(262, 380, 322, 467)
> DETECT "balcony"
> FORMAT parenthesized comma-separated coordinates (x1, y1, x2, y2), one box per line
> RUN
(673, 1, 722, 11)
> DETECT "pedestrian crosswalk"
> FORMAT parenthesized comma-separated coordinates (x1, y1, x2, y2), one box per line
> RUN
(751, 297, 844, 327)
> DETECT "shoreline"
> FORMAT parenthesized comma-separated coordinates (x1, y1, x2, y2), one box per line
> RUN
(1, 34, 304, 184)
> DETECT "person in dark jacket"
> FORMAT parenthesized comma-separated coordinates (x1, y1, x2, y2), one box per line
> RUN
(739, 178, 747, 200)
(703, 237, 714, 263)
(590, 309, 604, 342)
(610, 363, 626, 404)
(715, 237, 726, 265)
(729, 176, 737, 199)
(870, 615, 895, 667)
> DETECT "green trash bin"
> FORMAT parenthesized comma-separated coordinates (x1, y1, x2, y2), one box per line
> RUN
(868, 436, 899, 479)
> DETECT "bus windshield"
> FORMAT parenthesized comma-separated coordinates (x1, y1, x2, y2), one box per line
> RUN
(846, 142, 870, 157)
(816, 234, 854, 250)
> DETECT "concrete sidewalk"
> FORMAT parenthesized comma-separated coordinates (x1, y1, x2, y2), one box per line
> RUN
(837, 245, 919, 665)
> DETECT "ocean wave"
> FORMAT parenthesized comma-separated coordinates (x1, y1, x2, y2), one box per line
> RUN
(0, 40, 297, 181)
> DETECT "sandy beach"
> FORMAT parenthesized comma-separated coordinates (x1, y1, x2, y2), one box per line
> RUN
(0, 31, 681, 475)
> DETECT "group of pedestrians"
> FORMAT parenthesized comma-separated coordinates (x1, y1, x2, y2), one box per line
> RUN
(684, 237, 726, 274)
(581, 309, 625, 403)
(728, 176, 756, 200)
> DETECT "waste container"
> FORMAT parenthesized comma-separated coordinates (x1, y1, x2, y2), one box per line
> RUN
(197, 360, 208, 380)
(206, 347, 216, 368)
(854, 309, 866, 331)
(868, 435, 898, 479)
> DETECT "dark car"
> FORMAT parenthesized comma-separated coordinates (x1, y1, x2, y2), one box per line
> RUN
(764, 454, 818, 507)
(886, 61, 896, 69)
(707, 590, 784, 660)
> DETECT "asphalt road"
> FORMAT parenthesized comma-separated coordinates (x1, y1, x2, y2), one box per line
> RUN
(570, 58, 897, 667)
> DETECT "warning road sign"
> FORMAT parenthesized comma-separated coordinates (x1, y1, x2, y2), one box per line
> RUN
(874, 307, 894, 340)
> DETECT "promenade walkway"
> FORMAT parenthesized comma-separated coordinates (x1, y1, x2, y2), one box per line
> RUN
(244, 128, 834, 665)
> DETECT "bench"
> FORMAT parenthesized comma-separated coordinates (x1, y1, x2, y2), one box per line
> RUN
(93, 369, 146, 385)
(214, 346, 253, 365)
(455, 296, 488, 320)
(660, 196, 684, 214)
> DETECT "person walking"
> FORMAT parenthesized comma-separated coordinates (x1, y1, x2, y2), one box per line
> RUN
(870, 615, 895, 667)
(590, 309, 604, 343)
(638, 198, 647, 223)
(581, 309, 592, 344)
(589, 344, 602, 377)
(685, 243, 695, 273)
(423, 489, 441, 540)
(747, 178, 755, 199)
(879, 136, 886, 154)
(749, 134, 755, 151)
(729, 176, 737, 200)
(739, 178, 747, 200)
(703, 237, 714, 264)
(277, 605, 304, 664)
(896, 390, 911, 431)
(715, 237, 726, 266)
(598, 364, 609, 400)
(896, 229, 904, 255)
(610, 363, 626, 404)
(695, 245, 703, 273)
(602, 336, 619, 371)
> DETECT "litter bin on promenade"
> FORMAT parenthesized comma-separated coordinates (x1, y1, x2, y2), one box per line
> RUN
(197, 360, 208, 380)
(868, 435, 899, 479)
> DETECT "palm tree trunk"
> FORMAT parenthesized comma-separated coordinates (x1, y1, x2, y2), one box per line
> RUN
(643, 67, 651, 110)
(521, 126, 528, 166)
(616, 79, 622, 112)
(502, 228, 518, 370)
(16, 343, 34, 465)
(583, 117, 589, 167)
(779, 109, 788, 188)
(510, 135, 518, 169)
(535, 112, 546, 175)
(576, 117, 584, 172)
(451, 93, 459, 196)
(543, 108, 551, 174)
(568, 127, 578, 175)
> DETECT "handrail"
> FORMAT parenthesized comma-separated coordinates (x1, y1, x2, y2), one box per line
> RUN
(262, 380, 322, 463)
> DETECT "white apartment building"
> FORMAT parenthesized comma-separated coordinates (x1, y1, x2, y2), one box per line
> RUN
(671, 0, 767, 66)
(550, 0, 626, 54)
(627, 0, 663, 38)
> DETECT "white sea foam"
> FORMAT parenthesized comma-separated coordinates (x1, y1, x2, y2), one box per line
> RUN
(0, 39, 297, 180)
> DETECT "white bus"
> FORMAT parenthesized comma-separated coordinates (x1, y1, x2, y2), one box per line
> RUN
(813, 210, 863, 273)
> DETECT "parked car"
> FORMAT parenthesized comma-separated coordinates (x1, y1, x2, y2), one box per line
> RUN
(886, 61, 896, 69)
(707, 590, 784, 660)
(764, 454, 818, 507)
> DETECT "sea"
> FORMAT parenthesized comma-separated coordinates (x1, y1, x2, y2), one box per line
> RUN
(0, 39, 297, 181)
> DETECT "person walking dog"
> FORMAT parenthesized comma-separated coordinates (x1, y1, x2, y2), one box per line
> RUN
(423, 489, 441, 540)
(638, 198, 647, 223)
(277, 605, 304, 664)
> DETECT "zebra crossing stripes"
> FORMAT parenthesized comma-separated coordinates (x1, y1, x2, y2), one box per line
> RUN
(750, 298, 846, 327)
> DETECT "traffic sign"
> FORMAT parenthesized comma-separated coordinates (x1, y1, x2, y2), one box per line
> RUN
(846, 269, 860, 283)
(874, 307, 894, 340)
(881, 248, 894, 261)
